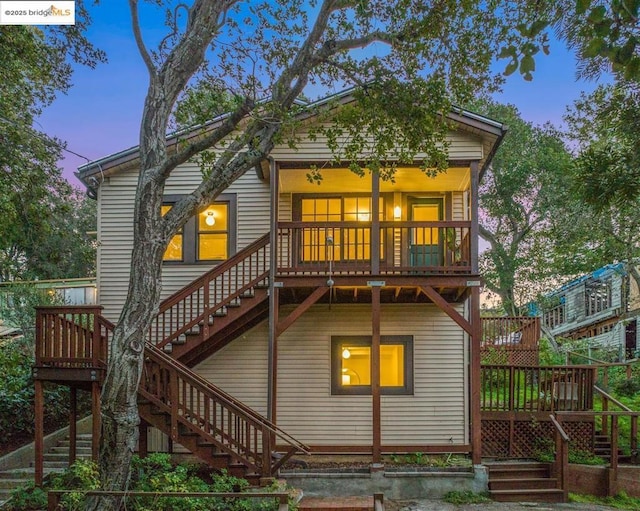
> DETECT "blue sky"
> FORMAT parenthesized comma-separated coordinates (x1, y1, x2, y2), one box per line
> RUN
(37, 2, 608, 188)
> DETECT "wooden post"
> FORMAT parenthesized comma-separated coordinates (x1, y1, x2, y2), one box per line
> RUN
(608, 415, 618, 497)
(372, 286, 381, 462)
(267, 157, 278, 423)
(35, 379, 44, 487)
(470, 287, 482, 465)
(69, 387, 77, 465)
(371, 171, 380, 275)
(91, 381, 100, 461)
(469, 161, 479, 274)
(138, 421, 148, 458)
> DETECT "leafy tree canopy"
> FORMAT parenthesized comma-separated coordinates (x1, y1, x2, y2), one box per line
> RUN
(472, 99, 573, 314)
(0, 3, 104, 281)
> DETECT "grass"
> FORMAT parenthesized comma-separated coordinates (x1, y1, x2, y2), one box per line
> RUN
(570, 491, 640, 510)
(442, 490, 492, 505)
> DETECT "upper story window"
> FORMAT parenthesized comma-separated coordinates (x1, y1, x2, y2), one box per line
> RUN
(585, 280, 612, 316)
(543, 296, 566, 329)
(296, 195, 386, 262)
(162, 194, 236, 263)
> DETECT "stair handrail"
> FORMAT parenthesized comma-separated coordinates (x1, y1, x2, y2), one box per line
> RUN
(93, 314, 307, 454)
(549, 414, 569, 503)
(151, 233, 270, 349)
(142, 342, 309, 455)
(594, 386, 633, 412)
(158, 233, 269, 311)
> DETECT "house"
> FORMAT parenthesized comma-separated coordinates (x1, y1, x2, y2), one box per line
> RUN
(538, 263, 640, 360)
(34, 89, 509, 481)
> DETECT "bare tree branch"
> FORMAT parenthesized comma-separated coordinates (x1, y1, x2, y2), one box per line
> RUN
(129, 0, 156, 76)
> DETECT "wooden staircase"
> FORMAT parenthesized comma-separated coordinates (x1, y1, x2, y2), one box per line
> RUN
(485, 461, 565, 502)
(152, 233, 271, 366)
(35, 233, 309, 482)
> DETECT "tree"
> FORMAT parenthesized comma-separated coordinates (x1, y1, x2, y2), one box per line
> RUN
(548, 82, 640, 291)
(503, 0, 640, 82)
(473, 100, 572, 315)
(88, 1, 559, 508)
(0, 5, 104, 281)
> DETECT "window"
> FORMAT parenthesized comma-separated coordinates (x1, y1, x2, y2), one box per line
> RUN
(585, 280, 611, 316)
(162, 194, 236, 263)
(331, 336, 413, 395)
(296, 195, 386, 263)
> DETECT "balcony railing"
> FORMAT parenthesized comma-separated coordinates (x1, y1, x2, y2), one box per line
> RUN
(276, 220, 472, 276)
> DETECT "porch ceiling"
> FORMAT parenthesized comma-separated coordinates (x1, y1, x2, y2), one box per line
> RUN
(278, 166, 470, 193)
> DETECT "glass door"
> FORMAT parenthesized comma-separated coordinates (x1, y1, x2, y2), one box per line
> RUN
(409, 198, 443, 267)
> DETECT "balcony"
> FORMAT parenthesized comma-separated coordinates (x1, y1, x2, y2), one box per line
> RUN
(276, 220, 472, 277)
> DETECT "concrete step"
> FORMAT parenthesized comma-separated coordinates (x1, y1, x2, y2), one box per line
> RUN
(299, 496, 373, 511)
(489, 488, 565, 503)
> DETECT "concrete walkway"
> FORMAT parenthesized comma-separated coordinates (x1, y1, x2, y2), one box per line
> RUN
(388, 500, 623, 510)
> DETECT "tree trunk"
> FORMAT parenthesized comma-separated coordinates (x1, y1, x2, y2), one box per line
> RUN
(84, 176, 167, 511)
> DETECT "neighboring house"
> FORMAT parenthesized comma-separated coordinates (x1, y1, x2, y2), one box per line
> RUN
(538, 263, 640, 360)
(0, 278, 97, 307)
(34, 90, 507, 476)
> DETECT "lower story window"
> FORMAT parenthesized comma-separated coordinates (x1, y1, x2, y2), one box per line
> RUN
(331, 336, 413, 395)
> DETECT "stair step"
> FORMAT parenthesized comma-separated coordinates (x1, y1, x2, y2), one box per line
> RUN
(489, 488, 565, 503)
(299, 496, 373, 511)
(43, 453, 91, 461)
(489, 477, 558, 491)
(488, 466, 550, 479)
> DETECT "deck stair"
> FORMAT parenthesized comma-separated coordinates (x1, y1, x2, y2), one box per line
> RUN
(594, 432, 629, 463)
(485, 461, 565, 502)
(152, 233, 271, 366)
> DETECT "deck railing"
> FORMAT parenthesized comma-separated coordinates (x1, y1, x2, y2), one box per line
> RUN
(35, 306, 107, 369)
(34, 310, 307, 477)
(480, 365, 596, 412)
(481, 316, 541, 366)
(276, 220, 472, 275)
(140, 342, 308, 476)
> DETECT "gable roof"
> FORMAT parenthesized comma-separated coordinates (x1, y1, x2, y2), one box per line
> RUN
(77, 88, 507, 189)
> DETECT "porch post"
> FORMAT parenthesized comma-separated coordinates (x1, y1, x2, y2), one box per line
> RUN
(470, 161, 480, 274)
(371, 171, 380, 274)
(267, 157, 279, 422)
(470, 286, 482, 464)
(372, 286, 381, 462)
(91, 381, 100, 461)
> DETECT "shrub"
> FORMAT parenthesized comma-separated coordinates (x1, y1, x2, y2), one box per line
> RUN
(443, 490, 491, 504)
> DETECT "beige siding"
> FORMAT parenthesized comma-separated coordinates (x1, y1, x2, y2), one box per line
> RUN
(97, 165, 270, 321)
(195, 303, 468, 447)
(270, 126, 483, 162)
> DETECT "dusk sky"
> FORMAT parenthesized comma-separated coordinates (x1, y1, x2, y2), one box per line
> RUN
(37, 3, 610, 189)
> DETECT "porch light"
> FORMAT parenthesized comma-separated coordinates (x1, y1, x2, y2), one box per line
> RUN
(393, 205, 402, 220)
(358, 212, 370, 222)
(342, 348, 351, 359)
(204, 210, 216, 226)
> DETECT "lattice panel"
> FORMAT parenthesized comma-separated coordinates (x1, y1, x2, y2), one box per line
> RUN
(564, 421, 595, 452)
(481, 416, 597, 459)
(513, 420, 553, 458)
(481, 420, 510, 457)
(481, 348, 540, 366)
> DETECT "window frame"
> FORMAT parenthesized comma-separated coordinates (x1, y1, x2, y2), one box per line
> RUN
(331, 335, 414, 396)
(162, 193, 237, 264)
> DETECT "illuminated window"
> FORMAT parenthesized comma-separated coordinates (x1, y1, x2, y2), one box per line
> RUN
(198, 203, 228, 260)
(297, 195, 385, 262)
(162, 194, 235, 263)
(161, 205, 183, 261)
(331, 336, 413, 395)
